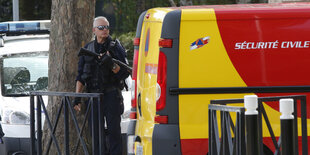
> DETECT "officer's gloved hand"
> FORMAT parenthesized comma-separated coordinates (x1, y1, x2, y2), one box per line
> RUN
(73, 97, 82, 112)
(101, 54, 114, 69)
(73, 97, 81, 105)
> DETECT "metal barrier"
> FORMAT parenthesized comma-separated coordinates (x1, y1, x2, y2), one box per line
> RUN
(208, 104, 245, 155)
(30, 91, 105, 155)
(209, 95, 308, 155)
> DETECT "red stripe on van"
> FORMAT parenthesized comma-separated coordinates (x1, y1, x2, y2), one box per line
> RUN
(215, 8, 310, 118)
(180, 139, 208, 155)
(216, 8, 310, 87)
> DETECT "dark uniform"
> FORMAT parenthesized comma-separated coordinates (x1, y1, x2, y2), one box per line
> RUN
(76, 36, 129, 155)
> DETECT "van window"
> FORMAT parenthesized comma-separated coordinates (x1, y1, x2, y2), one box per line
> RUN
(1, 52, 48, 96)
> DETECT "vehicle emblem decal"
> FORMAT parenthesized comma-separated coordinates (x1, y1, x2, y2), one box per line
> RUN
(190, 36, 210, 51)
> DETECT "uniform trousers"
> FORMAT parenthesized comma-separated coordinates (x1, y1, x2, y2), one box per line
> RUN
(89, 89, 122, 155)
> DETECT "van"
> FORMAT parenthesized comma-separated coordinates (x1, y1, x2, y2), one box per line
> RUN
(127, 3, 310, 155)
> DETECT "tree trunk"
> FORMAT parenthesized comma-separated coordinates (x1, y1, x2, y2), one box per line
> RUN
(43, 0, 95, 154)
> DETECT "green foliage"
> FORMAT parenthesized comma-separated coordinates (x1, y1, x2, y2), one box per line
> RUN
(97, 0, 240, 34)
(19, 0, 51, 20)
(0, 0, 51, 22)
(0, 0, 12, 21)
(97, 0, 172, 34)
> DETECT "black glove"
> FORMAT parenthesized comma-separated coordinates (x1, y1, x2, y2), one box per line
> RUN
(73, 97, 81, 106)
(101, 54, 114, 70)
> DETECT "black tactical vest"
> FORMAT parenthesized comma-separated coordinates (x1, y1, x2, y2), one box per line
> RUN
(81, 41, 113, 92)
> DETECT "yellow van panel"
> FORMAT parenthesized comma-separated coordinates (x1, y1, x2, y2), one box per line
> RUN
(182, 9, 217, 21)
(178, 9, 248, 139)
(135, 8, 171, 155)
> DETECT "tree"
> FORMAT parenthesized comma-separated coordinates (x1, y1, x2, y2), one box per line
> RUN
(43, 0, 95, 154)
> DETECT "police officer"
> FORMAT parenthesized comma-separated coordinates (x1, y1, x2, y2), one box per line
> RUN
(74, 16, 129, 155)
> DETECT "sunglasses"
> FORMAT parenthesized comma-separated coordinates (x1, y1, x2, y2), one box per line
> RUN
(96, 25, 109, 30)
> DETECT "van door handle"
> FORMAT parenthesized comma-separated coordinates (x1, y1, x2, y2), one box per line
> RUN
(137, 93, 142, 117)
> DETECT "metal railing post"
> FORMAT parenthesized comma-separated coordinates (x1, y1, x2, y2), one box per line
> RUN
(280, 99, 295, 155)
(36, 95, 42, 155)
(244, 95, 260, 155)
(91, 97, 99, 155)
(210, 95, 308, 155)
(208, 104, 245, 155)
(300, 96, 308, 155)
(64, 97, 69, 155)
(29, 91, 102, 155)
(98, 95, 105, 155)
(30, 95, 36, 155)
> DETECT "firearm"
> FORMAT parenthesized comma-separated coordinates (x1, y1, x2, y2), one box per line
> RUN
(78, 47, 132, 74)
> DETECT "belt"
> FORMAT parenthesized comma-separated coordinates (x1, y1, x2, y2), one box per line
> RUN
(88, 87, 118, 93)
(103, 87, 118, 93)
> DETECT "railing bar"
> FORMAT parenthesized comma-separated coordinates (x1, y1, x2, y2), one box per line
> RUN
(300, 96, 308, 155)
(211, 99, 244, 104)
(74, 98, 92, 155)
(235, 112, 243, 155)
(38, 96, 62, 155)
(236, 112, 242, 155)
(91, 97, 99, 155)
(258, 101, 264, 155)
(293, 99, 299, 155)
(220, 111, 225, 155)
(210, 95, 306, 155)
(209, 109, 215, 155)
(239, 112, 245, 155)
(209, 110, 217, 155)
(259, 96, 304, 102)
(261, 104, 279, 151)
(29, 92, 118, 155)
(274, 136, 281, 155)
(233, 115, 238, 155)
(98, 95, 105, 155)
(30, 91, 101, 98)
(211, 95, 305, 105)
(208, 104, 244, 113)
(36, 95, 42, 155)
(240, 111, 246, 155)
(30, 95, 35, 155)
(208, 109, 212, 155)
(45, 101, 64, 155)
(64, 97, 69, 155)
(65, 97, 89, 155)
(212, 111, 220, 154)
(225, 112, 233, 155)
(209, 104, 247, 155)
(229, 114, 235, 134)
